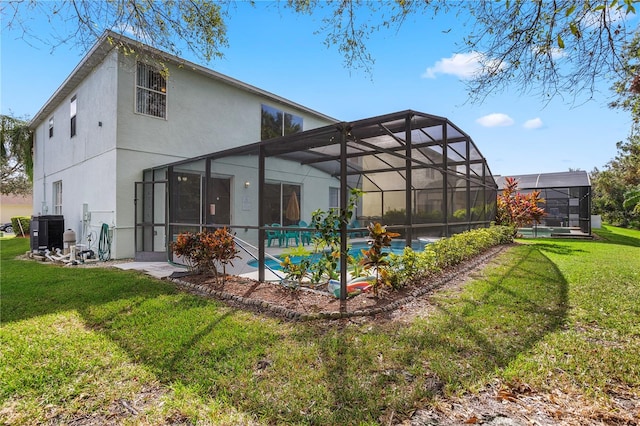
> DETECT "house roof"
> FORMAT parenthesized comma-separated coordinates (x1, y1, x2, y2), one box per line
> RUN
(494, 171, 591, 189)
(29, 30, 337, 129)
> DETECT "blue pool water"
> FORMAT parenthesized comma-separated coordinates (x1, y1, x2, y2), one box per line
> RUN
(247, 240, 428, 270)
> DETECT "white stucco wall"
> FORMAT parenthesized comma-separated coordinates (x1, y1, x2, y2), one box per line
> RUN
(115, 55, 331, 159)
(33, 48, 335, 259)
(32, 51, 119, 253)
(111, 55, 334, 258)
(201, 156, 340, 246)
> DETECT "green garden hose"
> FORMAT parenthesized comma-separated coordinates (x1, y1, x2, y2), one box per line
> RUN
(98, 223, 112, 261)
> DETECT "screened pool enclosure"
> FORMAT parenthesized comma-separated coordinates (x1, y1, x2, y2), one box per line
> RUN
(136, 110, 497, 291)
(495, 171, 592, 236)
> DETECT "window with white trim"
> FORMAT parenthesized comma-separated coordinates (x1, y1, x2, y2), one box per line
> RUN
(329, 187, 340, 209)
(53, 181, 62, 215)
(136, 62, 167, 118)
(49, 117, 54, 138)
(70, 96, 77, 137)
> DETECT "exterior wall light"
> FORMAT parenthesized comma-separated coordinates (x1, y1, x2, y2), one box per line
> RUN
(244, 181, 250, 188)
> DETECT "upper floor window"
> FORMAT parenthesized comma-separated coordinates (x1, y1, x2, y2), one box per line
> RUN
(70, 96, 77, 137)
(261, 104, 303, 140)
(136, 62, 167, 119)
(49, 117, 54, 138)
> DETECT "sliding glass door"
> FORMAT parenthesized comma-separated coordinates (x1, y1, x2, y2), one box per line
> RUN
(263, 183, 301, 225)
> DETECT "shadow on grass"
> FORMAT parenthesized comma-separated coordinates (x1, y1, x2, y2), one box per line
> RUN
(433, 244, 567, 358)
(413, 244, 566, 377)
(0, 238, 569, 425)
(594, 225, 640, 247)
(284, 244, 569, 424)
(0, 238, 176, 324)
(1, 238, 281, 412)
(535, 243, 586, 256)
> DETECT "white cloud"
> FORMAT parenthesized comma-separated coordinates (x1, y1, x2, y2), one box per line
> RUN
(476, 113, 514, 127)
(523, 117, 543, 129)
(421, 52, 485, 79)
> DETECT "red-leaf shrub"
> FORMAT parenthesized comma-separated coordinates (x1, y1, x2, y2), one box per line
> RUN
(496, 177, 546, 234)
(171, 228, 240, 284)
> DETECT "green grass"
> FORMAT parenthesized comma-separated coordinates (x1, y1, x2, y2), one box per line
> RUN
(1, 225, 639, 424)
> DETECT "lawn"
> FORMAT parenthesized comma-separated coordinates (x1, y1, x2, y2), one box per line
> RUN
(1, 225, 639, 425)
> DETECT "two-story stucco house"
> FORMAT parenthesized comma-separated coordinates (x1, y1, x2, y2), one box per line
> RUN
(30, 30, 498, 270)
(29, 31, 337, 260)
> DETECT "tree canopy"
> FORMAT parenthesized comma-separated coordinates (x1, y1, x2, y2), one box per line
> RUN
(591, 135, 640, 228)
(610, 30, 640, 130)
(3, 0, 230, 63)
(3, 0, 638, 103)
(292, 0, 638, 102)
(1, 115, 33, 195)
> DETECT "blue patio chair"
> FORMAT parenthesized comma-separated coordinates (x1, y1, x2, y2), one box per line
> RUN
(266, 223, 283, 247)
(298, 220, 312, 246)
(348, 219, 366, 238)
(283, 224, 300, 247)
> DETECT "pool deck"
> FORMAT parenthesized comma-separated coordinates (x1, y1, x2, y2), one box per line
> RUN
(114, 258, 286, 281)
(112, 241, 350, 281)
(518, 226, 592, 239)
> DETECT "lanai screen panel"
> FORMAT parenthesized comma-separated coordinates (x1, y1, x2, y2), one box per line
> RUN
(495, 171, 590, 233)
(199, 111, 496, 235)
(157, 110, 497, 270)
(152, 109, 498, 286)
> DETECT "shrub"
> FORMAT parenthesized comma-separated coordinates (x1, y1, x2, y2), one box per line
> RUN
(172, 232, 212, 274)
(386, 225, 514, 290)
(382, 209, 406, 225)
(360, 222, 400, 297)
(10, 216, 30, 237)
(309, 188, 361, 283)
(209, 227, 240, 284)
(387, 246, 436, 290)
(171, 227, 240, 284)
(280, 245, 313, 287)
(496, 177, 545, 234)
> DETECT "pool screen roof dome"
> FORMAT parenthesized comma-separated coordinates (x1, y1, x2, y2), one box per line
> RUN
(167, 109, 495, 190)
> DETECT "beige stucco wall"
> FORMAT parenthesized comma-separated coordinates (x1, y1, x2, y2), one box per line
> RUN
(1, 194, 33, 223)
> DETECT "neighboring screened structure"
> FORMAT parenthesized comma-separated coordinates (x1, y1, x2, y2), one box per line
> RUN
(495, 171, 592, 234)
(138, 110, 497, 288)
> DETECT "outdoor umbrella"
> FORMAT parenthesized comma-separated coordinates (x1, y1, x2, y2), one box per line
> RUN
(285, 191, 300, 221)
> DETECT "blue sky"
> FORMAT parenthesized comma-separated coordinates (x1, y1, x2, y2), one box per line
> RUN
(1, 2, 634, 177)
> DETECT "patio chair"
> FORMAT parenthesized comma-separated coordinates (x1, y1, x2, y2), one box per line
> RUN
(348, 219, 366, 238)
(298, 220, 312, 246)
(283, 224, 300, 247)
(266, 223, 284, 247)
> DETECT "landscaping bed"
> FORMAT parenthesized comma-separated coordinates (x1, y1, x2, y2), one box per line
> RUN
(170, 245, 508, 321)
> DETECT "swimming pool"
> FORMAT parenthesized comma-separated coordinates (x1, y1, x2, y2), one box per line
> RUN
(247, 240, 429, 270)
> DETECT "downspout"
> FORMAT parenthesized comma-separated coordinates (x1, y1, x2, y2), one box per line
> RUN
(40, 127, 48, 214)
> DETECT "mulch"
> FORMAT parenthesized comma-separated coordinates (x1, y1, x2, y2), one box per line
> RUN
(169, 245, 509, 321)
